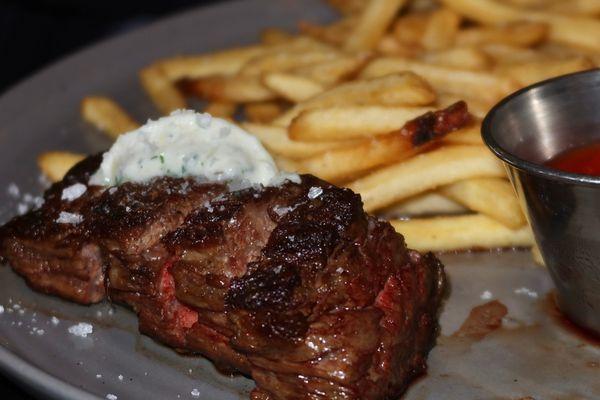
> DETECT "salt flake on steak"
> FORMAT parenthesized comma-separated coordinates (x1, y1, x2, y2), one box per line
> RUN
(61, 183, 87, 201)
(56, 212, 83, 225)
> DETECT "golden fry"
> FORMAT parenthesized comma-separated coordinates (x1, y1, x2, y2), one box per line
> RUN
(187, 75, 276, 103)
(242, 123, 354, 159)
(203, 101, 237, 120)
(381, 191, 466, 217)
(140, 66, 187, 114)
(531, 244, 545, 266)
(260, 28, 293, 45)
(289, 105, 433, 141)
(362, 57, 518, 104)
(392, 12, 430, 47)
(439, 0, 600, 52)
(239, 48, 339, 77)
(421, 46, 492, 71)
(81, 96, 138, 139)
(440, 178, 526, 228)
(497, 57, 595, 86)
(262, 73, 324, 103)
(244, 102, 285, 124)
(274, 72, 436, 126)
(348, 145, 506, 212)
(391, 214, 533, 252)
(345, 0, 408, 51)
(455, 22, 548, 47)
(421, 8, 461, 50)
(157, 45, 267, 81)
(37, 152, 85, 183)
(442, 121, 484, 146)
(298, 18, 357, 46)
(291, 53, 371, 87)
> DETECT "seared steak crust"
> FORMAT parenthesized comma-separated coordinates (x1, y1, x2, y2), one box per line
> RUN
(0, 157, 446, 400)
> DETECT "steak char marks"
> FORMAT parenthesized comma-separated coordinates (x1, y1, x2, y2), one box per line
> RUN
(0, 159, 446, 400)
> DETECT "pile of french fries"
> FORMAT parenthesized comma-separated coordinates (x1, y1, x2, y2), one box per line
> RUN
(40, 0, 600, 256)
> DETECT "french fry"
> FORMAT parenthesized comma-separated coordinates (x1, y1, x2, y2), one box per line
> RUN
(262, 73, 324, 103)
(391, 214, 534, 252)
(290, 53, 371, 86)
(455, 22, 548, 47)
(437, 93, 492, 120)
(500, 0, 600, 16)
(439, 0, 600, 52)
(345, 0, 408, 51)
(421, 47, 492, 70)
(496, 57, 595, 87)
(377, 35, 422, 57)
(421, 8, 461, 50)
(187, 75, 277, 103)
(327, 0, 368, 15)
(299, 18, 357, 46)
(244, 102, 285, 124)
(348, 145, 506, 212)
(157, 45, 267, 81)
(442, 121, 484, 145)
(203, 101, 237, 120)
(242, 123, 354, 159)
(140, 66, 187, 114)
(274, 72, 436, 126)
(531, 244, 545, 266)
(37, 152, 85, 183)
(440, 178, 525, 228)
(272, 155, 300, 173)
(293, 134, 419, 183)
(546, 0, 600, 16)
(480, 43, 544, 65)
(260, 28, 293, 45)
(289, 105, 433, 141)
(293, 102, 468, 182)
(239, 48, 340, 77)
(392, 12, 430, 47)
(361, 57, 518, 104)
(81, 96, 139, 139)
(381, 191, 467, 217)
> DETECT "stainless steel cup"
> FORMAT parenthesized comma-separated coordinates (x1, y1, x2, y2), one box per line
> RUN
(482, 69, 600, 334)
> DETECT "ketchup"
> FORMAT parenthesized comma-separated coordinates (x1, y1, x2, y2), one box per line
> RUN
(546, 141, 600, 176)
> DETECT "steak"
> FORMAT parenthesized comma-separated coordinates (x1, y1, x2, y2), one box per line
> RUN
(0, 104, 466, 398)
(0, 161, 445, 399)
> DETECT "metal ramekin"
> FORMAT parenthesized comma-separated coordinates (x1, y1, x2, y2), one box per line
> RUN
(482, 68, 600, 334)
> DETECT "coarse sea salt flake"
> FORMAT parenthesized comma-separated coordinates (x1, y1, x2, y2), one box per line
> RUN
(7, 183, 19, 198)
(68, 322, 93, 337)
(56, 212, 83, 225)
(191, 389, 200, 397)
(308, 186, 323, 199)
(61, 183, 87, 201)
(106, 394, 118, 400)
(51, 316, 59, 325)
(17, 203, 29, 215)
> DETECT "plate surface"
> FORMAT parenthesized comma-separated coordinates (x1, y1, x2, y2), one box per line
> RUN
(0, 1, 598, 399)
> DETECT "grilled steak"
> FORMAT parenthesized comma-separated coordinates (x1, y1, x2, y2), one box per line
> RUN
(0, 104, 468, 398)
(0, 161, 445, 399)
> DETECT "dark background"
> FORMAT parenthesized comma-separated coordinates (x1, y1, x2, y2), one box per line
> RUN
(0, 0, 223, 93)
(0, 1, 226, 396)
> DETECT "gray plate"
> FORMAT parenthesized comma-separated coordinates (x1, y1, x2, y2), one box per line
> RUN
(0, 1, 598, 399)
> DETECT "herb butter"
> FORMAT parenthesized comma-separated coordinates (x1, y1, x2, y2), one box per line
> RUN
(89, 110, 299, 188)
